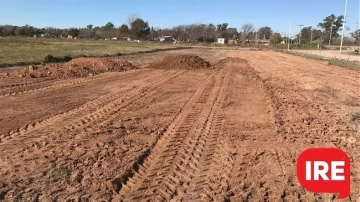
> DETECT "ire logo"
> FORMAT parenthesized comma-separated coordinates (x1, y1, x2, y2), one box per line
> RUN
(297, 148, 350, 199)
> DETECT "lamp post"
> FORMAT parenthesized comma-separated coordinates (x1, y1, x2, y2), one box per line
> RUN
(329, 26, 333, 47)
(288, 21, 291, 51)
(339, 0, 348, 58)
(299, 24, 304, 44)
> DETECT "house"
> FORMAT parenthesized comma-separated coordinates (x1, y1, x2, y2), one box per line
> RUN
(217, 38, 225, 45)
(160, 36, 173, 42)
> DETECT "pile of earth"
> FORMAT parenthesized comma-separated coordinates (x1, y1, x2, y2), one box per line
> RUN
(2, 58, 136, 79)
(214, 57, 248, 66)
(146, 55, 212, 69)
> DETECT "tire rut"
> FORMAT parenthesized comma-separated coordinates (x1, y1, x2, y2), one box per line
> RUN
(118, 67, 231, 201)
(0, 69, 176, 142)
(0, 69, 148, 97)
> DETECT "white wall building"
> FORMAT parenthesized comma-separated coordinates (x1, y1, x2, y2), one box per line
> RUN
(217, 38, 225, 45)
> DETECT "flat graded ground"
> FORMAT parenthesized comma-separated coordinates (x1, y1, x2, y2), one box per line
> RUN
(0, 48, 359, 201)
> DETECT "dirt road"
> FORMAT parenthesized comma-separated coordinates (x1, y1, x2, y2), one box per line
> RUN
(291, 49, 359, 61)
(0, 49, 359, 201)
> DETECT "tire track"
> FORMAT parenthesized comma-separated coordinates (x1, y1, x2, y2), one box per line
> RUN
(0, 69, 175, 142)
(0, 77, 55, 90)
(179, 67, 232, 201)
(0, 69, 148, 97)
(119, 67, 231, 201)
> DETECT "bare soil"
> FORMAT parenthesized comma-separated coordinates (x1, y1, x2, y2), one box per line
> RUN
(146, 55, 212, 69)
(0, 48, 359, 201)
(1, 58, 136, 79)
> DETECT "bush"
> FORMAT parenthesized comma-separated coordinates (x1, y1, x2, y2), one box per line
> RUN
(44, 55, 72, 63)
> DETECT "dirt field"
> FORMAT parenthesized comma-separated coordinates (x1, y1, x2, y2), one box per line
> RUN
(0, 48, 359, 201)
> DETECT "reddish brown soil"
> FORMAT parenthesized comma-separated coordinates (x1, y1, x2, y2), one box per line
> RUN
(2, 58, 136, 79)
(146, 55, 212, 69)
(0, 49, 359, 201)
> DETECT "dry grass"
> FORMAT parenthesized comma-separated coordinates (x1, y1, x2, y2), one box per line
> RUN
(351, 112, 360, 121)
(0, 37, 180, 65)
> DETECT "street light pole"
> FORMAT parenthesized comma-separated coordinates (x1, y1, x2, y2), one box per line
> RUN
(329, 26, 333, 47)
(288, 21, 291, 51)
(299, 24, 304, 44)
(339, 0, 348, 58)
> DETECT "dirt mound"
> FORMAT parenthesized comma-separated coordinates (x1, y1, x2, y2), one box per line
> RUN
(4, 58, 136, 79)
(146, 55, 212, 69)
(215, 57, 248, 66)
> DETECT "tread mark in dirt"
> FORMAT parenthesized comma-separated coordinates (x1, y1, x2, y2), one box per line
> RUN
(0, 69, 151, 97)
(119, 67, 232, 201)
(0, 77, 55, 90)
(0, 70, 179, 142)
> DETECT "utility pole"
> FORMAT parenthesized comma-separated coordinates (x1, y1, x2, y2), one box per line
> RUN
(288, 21, 291, 51)
(339, 0, 348, 58)
(329, 26, 333, 47)
(298, 24, 304, 44)
(310, 26, 313, 44)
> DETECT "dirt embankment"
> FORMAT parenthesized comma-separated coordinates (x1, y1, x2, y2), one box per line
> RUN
(145, 55, 213, 69)
(0, 58, 136, 79)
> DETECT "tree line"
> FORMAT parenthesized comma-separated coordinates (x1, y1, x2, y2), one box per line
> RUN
(0, 14, 358, 45)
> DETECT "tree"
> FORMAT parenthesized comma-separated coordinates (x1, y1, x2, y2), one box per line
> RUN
(258, 26, 272, 39)
(119, 24, 130, 37)
(130, 18, 150, 39)
(318, 14, 344, 42)
(128, 14, 140, 26)
(270, 33, 282, 44)
(295, 26, 321, 44)
(227, 28, 238, 39)
(241, 24, 255, 43)
(68, 28, 79, 37)
(217, 23, 229, 38)
(86, 24, 93, 30)
(351, 29, 360, 44)
(103, 22, 115, 30)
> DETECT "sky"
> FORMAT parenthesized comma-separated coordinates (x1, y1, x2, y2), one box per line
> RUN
(0, 0, 359, 34)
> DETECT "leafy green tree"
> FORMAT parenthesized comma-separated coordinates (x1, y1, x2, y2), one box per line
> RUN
(258, 26, 272, 39)
(86, 24, 93, 30)
(68, 28, 79, 37)
(103, 22, 115, 30)
(130, 18, 150, 39)
(270, 33, 282, 44)
(216, 23, 229, 38)
(318, 14, 344, 42)
(226, 28, 238, 39)
(119, 24, 130, 36)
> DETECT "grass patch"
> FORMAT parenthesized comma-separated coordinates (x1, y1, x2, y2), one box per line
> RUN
(50, 166, 71, 181)
(351, 112, 360, 121)
(280, 50, 360, 70)
(0, 37, 182, 66)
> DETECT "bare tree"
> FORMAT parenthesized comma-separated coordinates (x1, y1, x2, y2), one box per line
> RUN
(127, 14, 140, 26)
(241, 24, 255, 35)
(241, 23, 255, 43)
